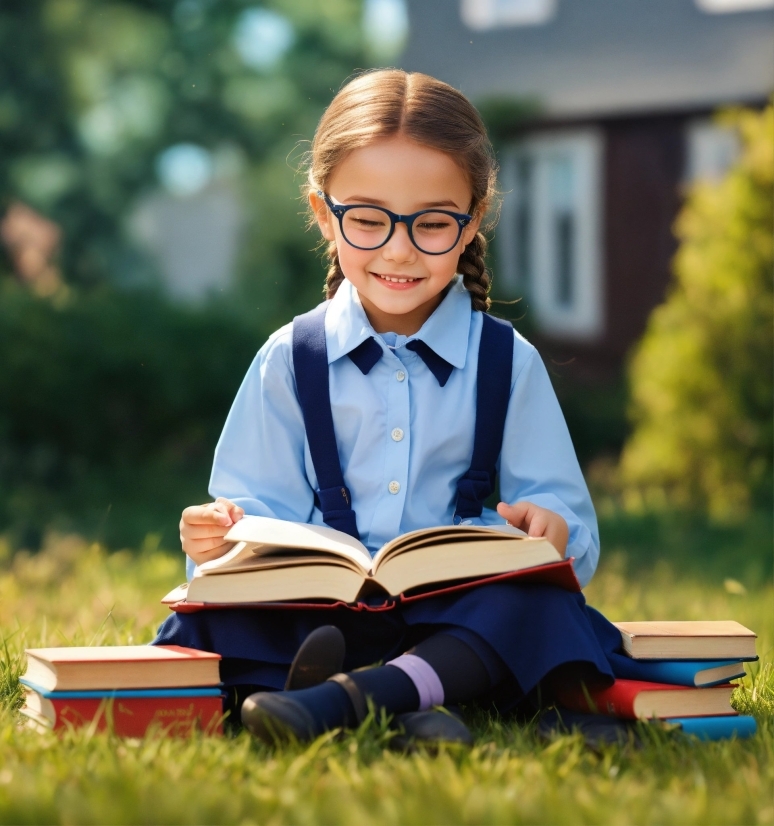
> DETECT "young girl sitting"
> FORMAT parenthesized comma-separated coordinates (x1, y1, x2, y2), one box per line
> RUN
(153, 69, 615, 744)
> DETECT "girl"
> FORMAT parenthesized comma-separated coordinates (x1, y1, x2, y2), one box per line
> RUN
(154, 70, 615, 743)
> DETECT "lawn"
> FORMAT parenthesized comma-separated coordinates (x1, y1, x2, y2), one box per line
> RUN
(0, 513, 772, 825)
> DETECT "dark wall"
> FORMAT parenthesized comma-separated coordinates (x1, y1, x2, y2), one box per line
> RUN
(521, 111, 690, 383)
(603, 114, 686, 363)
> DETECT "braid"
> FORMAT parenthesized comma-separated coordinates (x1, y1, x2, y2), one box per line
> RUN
(323, 241, 346, 300)
(458, 231, 491, 313)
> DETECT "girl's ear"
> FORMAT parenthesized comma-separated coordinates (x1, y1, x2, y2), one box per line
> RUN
(461, 211, 483, 247)
(309, 190, 336, 242)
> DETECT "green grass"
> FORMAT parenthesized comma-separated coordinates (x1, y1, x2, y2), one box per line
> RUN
(0, 515, 772, 825)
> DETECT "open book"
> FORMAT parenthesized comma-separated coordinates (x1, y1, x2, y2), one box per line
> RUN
(163, 515, 577, 608)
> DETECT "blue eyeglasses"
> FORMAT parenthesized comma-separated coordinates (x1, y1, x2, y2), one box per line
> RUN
(319, 191, 473, 255)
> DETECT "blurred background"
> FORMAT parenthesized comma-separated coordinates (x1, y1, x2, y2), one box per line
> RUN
(0, 0, 772, 556)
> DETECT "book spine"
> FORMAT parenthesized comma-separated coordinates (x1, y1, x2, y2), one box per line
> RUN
(610, 658, 745, 687)
(666, 715, 757, 741)
(21, 678, 223, 699)
(556, 682, 640, 719)
(47, 695, 224, 737)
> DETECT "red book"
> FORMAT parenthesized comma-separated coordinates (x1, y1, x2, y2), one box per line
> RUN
(20, 683, 224, 737)
(23, 645, 221, 691)
(556, 678, 737, 720)
(168, 560, 580, 613)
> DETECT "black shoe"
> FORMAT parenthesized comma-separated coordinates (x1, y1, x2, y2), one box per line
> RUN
(284, 625, 346, 690)
(242, 672, 365, 744)
(389, 708, 474, 751)
(241, 692, 320, 742)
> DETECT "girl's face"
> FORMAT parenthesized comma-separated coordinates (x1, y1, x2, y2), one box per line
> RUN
(311, 135, 481, 336)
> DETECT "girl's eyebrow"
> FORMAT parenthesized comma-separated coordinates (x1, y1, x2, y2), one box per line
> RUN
(344, 195, 463, 210)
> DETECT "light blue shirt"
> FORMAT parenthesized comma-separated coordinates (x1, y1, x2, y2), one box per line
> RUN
(197, 277, 600, 587)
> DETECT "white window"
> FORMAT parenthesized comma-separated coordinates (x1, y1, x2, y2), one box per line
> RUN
(498, 130, 604, 340)
(461, 0, 556, 30)
(685, 120, 741, 183)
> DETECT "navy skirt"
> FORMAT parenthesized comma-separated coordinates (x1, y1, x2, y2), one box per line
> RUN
(154, 582, 618, 702)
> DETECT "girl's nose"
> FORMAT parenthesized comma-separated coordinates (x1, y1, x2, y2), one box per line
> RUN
(381, 221, 416, 263)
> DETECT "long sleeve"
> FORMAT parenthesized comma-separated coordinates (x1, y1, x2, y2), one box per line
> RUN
(208, 328, 315, 523)
(497, 342, 600, 587)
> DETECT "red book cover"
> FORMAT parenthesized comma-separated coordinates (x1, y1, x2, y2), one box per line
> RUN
(169, 558, 580, 613)
(556, 678, 736, 720)
(23, 694, 224, 737)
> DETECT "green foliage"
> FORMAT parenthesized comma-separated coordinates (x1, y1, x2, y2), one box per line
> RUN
(477, 95, 541, 144)
(0, 0, 367, 298)
(0, 524, 772, 825)
(0, 282, 268, 548)
(620, 104, 774, 518)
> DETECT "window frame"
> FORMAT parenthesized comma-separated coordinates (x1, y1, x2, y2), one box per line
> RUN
(460, 0, 557, 30)
(497, 129, 605, 341)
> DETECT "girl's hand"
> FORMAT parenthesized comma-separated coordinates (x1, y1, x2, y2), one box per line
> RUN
(179, 497, 245, 565)
(496, 500, 569, 556)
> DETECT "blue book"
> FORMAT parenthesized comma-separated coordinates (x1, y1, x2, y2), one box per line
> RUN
(665, 715, 757, 740)
(609, 656, 751, 687)
(20, 678, 223, 699)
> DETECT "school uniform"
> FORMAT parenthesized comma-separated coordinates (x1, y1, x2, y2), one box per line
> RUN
(154, 277, 614, 699)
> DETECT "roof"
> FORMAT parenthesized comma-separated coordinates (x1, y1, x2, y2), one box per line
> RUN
(399, 0, 774, 119)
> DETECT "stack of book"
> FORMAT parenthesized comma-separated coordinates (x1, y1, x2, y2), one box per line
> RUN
(19, 645, 223, 737)
(557, 621, 758, 740)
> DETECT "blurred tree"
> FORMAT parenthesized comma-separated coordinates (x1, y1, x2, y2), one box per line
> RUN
(0, 0, 367, 311)
(0, 0, 381, 548)
(620, 103, 773, 518)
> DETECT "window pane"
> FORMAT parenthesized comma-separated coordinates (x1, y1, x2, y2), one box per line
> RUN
(555, 212, 574, 307)
(549, 156, 575, 308)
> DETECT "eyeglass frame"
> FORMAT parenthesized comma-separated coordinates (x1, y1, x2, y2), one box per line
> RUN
(318, 191, 473, 256)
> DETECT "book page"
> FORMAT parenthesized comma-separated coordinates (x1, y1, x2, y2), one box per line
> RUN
(372, 535, 560, 595)
(200, 515, 374, 574)
(197, 551, 365, 576)
(372, 523, 527, 569)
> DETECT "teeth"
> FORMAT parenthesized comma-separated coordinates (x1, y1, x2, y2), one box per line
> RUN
(377, 274, 416, 283)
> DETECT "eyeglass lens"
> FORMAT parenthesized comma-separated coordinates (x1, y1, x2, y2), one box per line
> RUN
(341, 207, 461, 254)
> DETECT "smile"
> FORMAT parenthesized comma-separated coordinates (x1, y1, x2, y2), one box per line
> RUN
(374, 273, 420, 284)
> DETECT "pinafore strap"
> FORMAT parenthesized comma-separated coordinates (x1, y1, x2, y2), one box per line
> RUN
(292, 303, 360, 539)
(453, 312, 514, 521)
(291, 302, 514, 537)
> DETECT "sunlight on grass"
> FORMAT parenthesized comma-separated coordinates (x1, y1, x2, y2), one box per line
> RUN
(0, 527, 772, 825)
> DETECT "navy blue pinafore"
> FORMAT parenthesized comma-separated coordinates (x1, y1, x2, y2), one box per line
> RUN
(153, 303, 616, 700)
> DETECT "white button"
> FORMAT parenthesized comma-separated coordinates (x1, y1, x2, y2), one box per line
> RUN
(391, 428, 404, 442)
(388, 480, 401, 494)
(396, 370, 406, 382)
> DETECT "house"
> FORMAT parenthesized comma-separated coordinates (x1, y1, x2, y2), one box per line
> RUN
(399, 0, 774, 381)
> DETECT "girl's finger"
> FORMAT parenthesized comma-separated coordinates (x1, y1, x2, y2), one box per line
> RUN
(527, 510, 548, 536)
(189, 541, 235, 562)
(545, 517, 569, 555)
(182, 504, 232, 527)
(182, 523, 233, 540)
(496, 500, 530, 527)
(225, 503, 245, 523)
(183, 535, 234, 555)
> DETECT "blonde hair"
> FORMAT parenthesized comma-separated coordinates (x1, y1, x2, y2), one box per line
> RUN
(305, 69, 499, 312)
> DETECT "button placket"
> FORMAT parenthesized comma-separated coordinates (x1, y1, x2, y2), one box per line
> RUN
(368, 352, 411, 543)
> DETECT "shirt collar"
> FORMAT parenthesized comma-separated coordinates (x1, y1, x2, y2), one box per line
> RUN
(324, 277, 472, 370)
